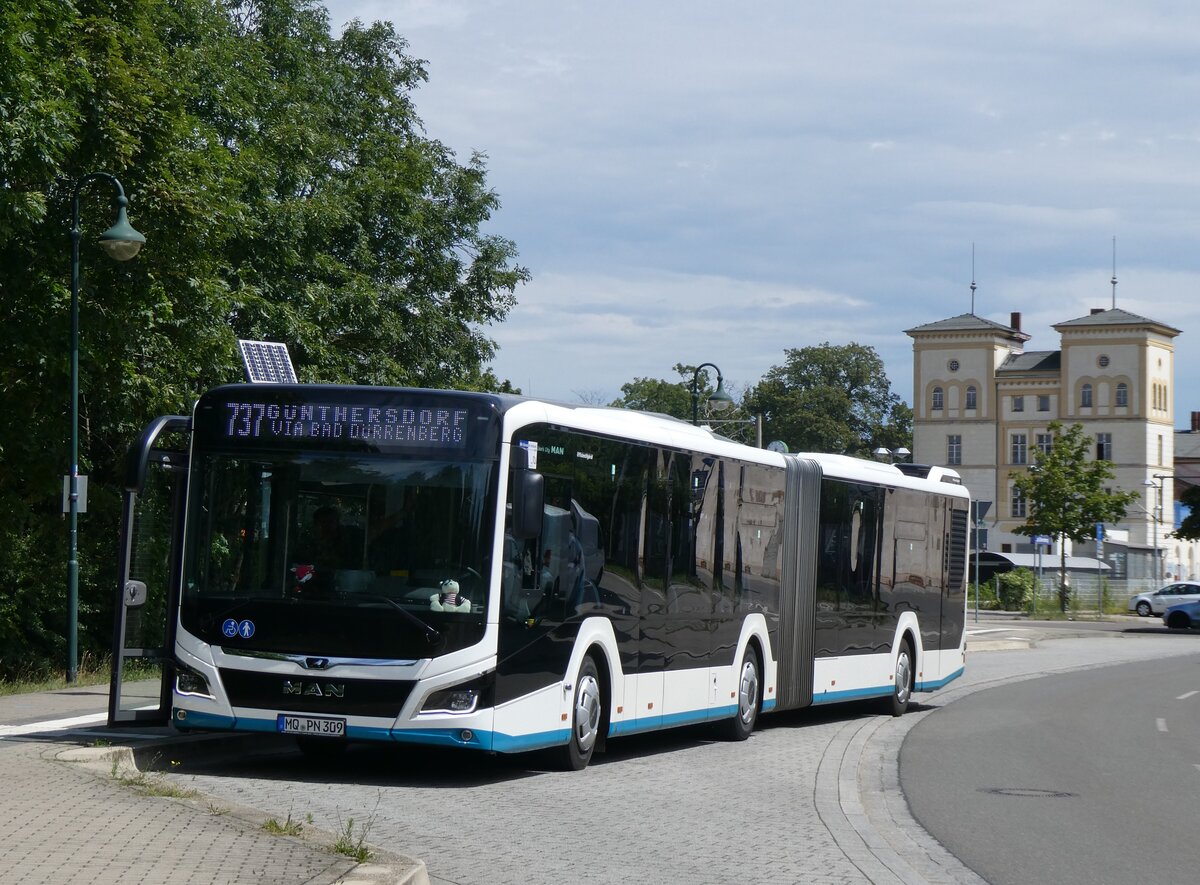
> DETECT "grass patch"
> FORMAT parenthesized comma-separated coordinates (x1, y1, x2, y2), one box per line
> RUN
(263, 812, 305, 836)
(332, 815, 374, 862)
(0, 653, 161, 696)
(118, 771, 200, 800)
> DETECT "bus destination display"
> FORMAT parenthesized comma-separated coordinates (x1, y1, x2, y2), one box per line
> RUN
(223, 400, 472, 449)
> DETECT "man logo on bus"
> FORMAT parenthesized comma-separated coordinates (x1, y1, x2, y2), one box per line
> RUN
(282, 681, 345, 698)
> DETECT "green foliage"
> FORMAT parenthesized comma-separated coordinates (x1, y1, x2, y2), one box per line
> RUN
(1174, 484, 1200, 541)
(0, 0, 526, 678)
(970, 580, 999, 610)
(1012, 422, 1138, 610)
(742, 343, 910, 455)
(995, 569, 1035, 611)
(611, 364, 754, 443)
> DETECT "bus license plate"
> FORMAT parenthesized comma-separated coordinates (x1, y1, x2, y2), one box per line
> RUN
(277, 714, 346, 738)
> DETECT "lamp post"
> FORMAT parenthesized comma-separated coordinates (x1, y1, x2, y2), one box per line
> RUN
(1143, 474, 1168, 586)
(690, 362, 734, 426)
(67, 173, 146, 683)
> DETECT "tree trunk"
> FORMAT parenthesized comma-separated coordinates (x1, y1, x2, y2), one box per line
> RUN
(1058, 536, 1070, 612)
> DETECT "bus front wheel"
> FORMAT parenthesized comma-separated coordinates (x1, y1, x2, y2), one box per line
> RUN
(556, 655, 603, 771)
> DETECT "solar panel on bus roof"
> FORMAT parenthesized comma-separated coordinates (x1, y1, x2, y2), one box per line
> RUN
(238, 339, 297, 384)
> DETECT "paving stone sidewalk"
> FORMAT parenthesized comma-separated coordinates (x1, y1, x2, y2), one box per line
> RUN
(0, 685, 427, 885)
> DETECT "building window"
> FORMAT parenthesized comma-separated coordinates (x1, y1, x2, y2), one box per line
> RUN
(1011, 433, 1027, 465)
(932, 387, 944, 410)
(947, 435, 962, 465)
(1116, 383, 1128, 407)
(1098, 354, 1110, 368)
(1037, 395, 1050, 412)
(965, 386, 977, 410)
(1158, 434, 1164, 466)
(948, 359, 960, 372)
(1081, 383, 1093, 408)
(1096, 432, 1112, 461)
(1011, 486, 1027, 518)
(1036, 432, 1053, 455)
(1012, 395, 1024, 412)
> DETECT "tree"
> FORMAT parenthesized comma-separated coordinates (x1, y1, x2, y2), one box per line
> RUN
(610, 364, 755, 443)
(1012, 422, 1138, 611)
(1173, 484, 1200, 541)
(742, 343, 910, 455)
(0, 0, 527, 678)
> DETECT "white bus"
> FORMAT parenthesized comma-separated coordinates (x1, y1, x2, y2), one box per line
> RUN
(111, 384, 969, 769)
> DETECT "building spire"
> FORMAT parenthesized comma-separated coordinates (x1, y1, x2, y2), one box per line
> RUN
(1111, 235, 1117, 309)
(970, 243, 977, 314)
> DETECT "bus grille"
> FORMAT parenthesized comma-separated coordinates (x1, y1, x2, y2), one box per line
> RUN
(219, 668, 416, 718)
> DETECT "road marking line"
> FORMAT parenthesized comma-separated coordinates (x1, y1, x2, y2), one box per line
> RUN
(1177, 690, 1198, 700)
(0, 712, 108, 738)
(1156, 718, 1168, 733)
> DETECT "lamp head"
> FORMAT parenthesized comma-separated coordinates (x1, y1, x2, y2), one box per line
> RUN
(707, 377, 735, 413)
(98, 197, 145, 261)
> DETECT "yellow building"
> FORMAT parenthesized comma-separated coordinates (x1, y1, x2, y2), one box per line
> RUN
(906, 307, 1181, 586)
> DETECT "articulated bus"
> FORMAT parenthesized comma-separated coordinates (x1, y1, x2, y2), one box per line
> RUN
(110, 384, 969, 769)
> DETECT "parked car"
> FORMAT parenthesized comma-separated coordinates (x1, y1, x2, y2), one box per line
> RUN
(1162, 599, 1200, 630)
(1127, 581, 1200, 617)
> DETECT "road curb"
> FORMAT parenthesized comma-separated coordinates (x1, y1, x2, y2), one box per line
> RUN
(57, 737, 430, 885)
(967, 638, 1034, 651)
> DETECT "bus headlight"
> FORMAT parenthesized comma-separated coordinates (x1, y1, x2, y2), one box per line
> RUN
(420, 674, 492, 715)
(176, 666, 213, 699)
(422, 687, 479, 714)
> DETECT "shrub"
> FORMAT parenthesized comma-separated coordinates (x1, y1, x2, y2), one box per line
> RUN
(996, 568, 1035, 610)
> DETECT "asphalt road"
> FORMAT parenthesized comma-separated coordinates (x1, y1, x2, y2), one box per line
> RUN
(902, 644, 1200, 885)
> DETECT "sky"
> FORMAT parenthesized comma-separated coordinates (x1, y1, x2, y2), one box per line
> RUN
(324, 0, 1200, 416)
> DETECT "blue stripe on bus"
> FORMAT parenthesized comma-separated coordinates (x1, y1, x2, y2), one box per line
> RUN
(810, 685, 894, 704)
(916, 666, 964, 692)
(177, 695, 791, 750)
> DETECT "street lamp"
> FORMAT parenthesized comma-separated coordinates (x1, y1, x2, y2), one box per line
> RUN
(67, 173, 146, 683)
(690, 362, 734, 426)
(1143, 474, 1169, 586)
(872, 446, 912, 463)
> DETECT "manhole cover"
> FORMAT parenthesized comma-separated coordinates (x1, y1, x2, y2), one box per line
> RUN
(978, 787, 1078, 799)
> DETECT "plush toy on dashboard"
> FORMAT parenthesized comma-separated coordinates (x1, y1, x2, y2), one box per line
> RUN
(430, 578, 471, 612)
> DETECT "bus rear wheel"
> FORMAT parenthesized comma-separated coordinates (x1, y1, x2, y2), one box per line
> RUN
(884, 640, 914, 717)
(555, 655, 603, 771)
(719, 648, 760, 741)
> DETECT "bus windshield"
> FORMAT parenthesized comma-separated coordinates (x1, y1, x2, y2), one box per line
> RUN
(180, 451, 495, 658)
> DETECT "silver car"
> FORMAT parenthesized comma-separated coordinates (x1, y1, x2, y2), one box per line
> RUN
(1128, 581, 1200, 617)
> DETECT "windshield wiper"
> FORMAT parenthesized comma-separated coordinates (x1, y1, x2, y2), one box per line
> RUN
(350, 593, 444, 649)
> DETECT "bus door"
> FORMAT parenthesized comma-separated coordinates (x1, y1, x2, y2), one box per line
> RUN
(108, 416, 190, 727)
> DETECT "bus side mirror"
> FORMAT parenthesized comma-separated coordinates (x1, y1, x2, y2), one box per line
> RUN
(512, 470, 544, 540)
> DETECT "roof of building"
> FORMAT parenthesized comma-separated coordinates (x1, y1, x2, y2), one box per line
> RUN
(904, 312, 1030, 340)
(996, 350, 1061, 374)
(1054, 307, 1181, 336)
(977, 551, 1111, 572)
